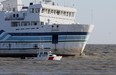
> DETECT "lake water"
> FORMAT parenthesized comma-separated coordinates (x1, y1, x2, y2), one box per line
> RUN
(0, 44, 116, 75)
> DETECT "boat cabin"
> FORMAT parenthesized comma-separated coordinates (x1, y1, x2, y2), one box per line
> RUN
(37, 51, 62, 60)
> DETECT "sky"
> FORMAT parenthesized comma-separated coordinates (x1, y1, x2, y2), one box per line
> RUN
(0, 0, 116, 44)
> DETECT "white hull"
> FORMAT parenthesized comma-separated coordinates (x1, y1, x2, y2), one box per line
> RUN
(0, 24, 93, 56)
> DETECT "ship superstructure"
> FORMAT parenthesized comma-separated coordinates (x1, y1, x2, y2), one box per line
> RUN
(0, 0, 93, 57)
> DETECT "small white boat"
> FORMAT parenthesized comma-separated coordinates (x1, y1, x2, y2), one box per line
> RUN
(36, 51, 62, 60)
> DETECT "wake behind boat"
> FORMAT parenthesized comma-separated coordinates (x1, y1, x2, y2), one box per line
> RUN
(0, 0, 93, 58)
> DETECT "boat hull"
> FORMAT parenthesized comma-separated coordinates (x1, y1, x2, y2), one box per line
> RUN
(0, 24, 94, 57)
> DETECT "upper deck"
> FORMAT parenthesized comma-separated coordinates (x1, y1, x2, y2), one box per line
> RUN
(0, 0, 77, 27)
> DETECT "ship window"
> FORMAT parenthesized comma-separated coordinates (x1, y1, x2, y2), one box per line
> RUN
(13, 14, 15, 17)
(72, 12, 74, 17)
(13, 8, 15, 12)
(57, 10, 60, 15)
(69, 12, 71, 16)
(21, 22, 30, 26)
(45, 9, 48, 13)
(51, 10, 53, 14)
(30, 8, 32, 13)
(41, 22, 44, 25)
(11, 22, 20, 27)
(66, 12, 68, 16)
(54, 10, 56, 14)
(61, 11, 63, 15)
(16, 14, 19, 17)
(35, 8, 40, 13)
(42, 8, 45, 13)
(31, 21, 38, 26)
(23, 13, 26, 17)
(24, 23, 27, 26)
(34, 22, 37, 25)
(21, 22, 26, 26)
(16, 29, 20, 30)
(64, 11, 66, 16)
(45, 23, 48, 25)
(48, 9, 50, 14)
(30, 8, 34, 13)
(32, 8, 34, 13)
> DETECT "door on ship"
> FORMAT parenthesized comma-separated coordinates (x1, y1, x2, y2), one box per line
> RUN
(52, 35, 58, 51)
(52, 35, 58, 44)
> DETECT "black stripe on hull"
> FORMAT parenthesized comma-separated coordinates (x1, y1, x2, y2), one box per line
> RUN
(0, 53, 75, 58)
(9, 32, 88, 36)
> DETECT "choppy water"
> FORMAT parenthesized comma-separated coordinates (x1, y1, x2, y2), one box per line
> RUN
(0, 44, 116, 75)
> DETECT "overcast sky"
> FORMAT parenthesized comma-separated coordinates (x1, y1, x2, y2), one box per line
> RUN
(0, 0, 116, 44)
(52, 0, 116, 44)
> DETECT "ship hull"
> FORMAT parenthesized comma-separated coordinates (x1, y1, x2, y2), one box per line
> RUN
(0, 24, 93, 57)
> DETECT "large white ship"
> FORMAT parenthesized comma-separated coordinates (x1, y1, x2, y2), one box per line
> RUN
(0, 0, 93, 57)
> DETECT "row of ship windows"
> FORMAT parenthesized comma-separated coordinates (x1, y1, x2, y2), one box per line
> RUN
(30, 8, 75, 17)
(30, 8, 40, 13)
(12, 13, 26, 18)
(41, 8, 75, 17)
(16, 27, 39, 30)
(11, 21, 44, 27)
